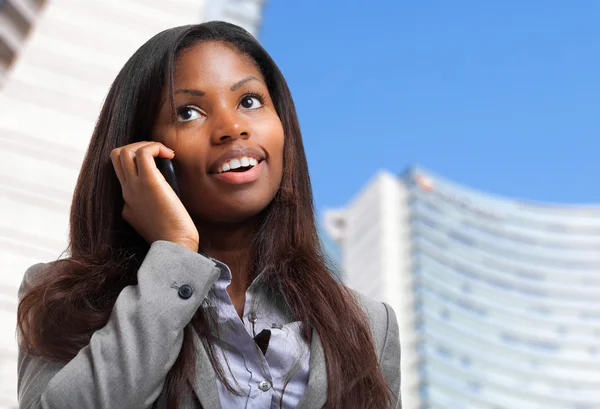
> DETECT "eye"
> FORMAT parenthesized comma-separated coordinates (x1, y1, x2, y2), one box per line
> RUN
(176, 106, 202, 122)
(239, 95, 264, 110)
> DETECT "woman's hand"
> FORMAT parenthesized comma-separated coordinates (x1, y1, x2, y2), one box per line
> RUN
(110, 142, 200, 253)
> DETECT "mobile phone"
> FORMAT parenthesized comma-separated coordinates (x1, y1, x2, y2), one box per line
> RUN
(155, 157, 180, 197)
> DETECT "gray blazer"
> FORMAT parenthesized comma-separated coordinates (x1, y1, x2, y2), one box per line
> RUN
(17, 241, 401, 409)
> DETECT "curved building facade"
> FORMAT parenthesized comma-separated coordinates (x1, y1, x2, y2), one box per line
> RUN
(325, 167, 600, 409)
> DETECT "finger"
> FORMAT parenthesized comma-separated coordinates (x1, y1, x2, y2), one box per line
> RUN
(119, 142, 156, 179)
(136, 142, 175, 180)
(110, 148, 126, 185)
(120, 147, 139, 179)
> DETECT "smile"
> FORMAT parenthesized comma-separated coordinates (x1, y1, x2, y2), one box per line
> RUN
(216, 155, 261, 174)
(212, 159, 264, 185)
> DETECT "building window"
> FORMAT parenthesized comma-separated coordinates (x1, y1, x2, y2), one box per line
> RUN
(466, 381, 482, 393)
(436, 346, 453, 360)
(418, 382, 429, 400)
(448, 230, 474, 246)
(528, 339, 560, 352)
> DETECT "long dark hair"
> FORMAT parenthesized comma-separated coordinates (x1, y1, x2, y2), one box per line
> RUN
(17, 22, 392, 409)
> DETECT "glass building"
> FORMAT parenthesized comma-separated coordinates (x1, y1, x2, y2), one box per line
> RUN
(325, 166, 600, 409)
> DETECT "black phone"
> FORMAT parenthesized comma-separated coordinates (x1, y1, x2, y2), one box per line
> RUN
(155, 157, 180, 197)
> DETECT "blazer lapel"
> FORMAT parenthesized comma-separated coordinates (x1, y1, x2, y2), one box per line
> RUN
(189, 332, 222, 409)
(296, 330, 328, 409)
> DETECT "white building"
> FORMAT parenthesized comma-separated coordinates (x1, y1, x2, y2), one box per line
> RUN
(325, 167, 600, 409)
(325, 170, 419, 409)
(0, 1, 265, 407)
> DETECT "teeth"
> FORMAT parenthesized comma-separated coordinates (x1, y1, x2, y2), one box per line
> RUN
(217, 156, 260, 173)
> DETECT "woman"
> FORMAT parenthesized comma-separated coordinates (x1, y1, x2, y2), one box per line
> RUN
(16, 22, 400, 409)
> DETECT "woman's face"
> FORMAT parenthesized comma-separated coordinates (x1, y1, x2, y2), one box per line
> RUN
(153, 41, 285, 225)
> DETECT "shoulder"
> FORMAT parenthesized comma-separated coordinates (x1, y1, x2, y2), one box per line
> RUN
(351, 290, 402, 403)
(18, 262, 58, 300)
(350, 290, 399, 358)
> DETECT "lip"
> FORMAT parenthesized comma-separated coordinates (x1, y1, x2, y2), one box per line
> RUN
(209, 147, 266, 174)
(212, 160, 264, 185)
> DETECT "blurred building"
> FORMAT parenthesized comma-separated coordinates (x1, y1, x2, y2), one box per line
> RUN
(316, 222, 341, 273)
(0, 1, 265, 407)
(0, 0, 46, 87)
(325, 167, 600, 409)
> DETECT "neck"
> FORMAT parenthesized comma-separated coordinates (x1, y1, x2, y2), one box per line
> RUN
(195, 218, 258, 294)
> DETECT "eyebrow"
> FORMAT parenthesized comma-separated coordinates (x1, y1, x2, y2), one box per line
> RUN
(173, 76, 262, 98)
(230, 76, 260, 91)
(174, 89, 205, 96)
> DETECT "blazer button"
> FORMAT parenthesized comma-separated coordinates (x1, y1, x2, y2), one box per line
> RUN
(178, 284, 194, 300)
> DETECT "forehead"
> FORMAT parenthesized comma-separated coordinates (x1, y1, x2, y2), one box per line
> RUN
(173, 41, 263, 86)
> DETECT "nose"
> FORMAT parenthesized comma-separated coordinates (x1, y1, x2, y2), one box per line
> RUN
(210, 109, 251, 144)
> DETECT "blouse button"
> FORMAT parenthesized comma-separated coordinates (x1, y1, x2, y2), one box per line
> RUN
(258, 380, 272, 392)
(248, 312, 258, 324)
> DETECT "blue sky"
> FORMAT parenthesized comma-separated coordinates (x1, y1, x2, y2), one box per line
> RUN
(259, 1, 600, 216)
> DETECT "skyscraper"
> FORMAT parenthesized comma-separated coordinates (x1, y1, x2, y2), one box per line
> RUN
(325, 167, 600, 409)
(0, 1, 265, 407)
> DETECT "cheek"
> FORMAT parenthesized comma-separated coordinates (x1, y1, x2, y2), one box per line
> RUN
(173, 146, 209, 187)
(179, 159, 203, 180)
(267, 121, 285, 168)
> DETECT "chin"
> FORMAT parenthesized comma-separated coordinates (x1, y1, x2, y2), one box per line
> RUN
(198, 197, 273, 225)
